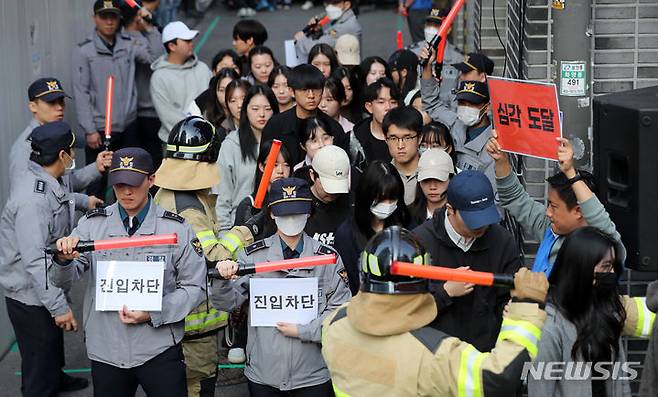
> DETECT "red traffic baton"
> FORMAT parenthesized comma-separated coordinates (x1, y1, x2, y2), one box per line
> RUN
(436, 0, 464, 64)
(391, 261, 515, 288)
(45, 234, 178, 255)
(103, 75, 114, 150)
(253, 139, 282, 209)
(208, 254, 337, 278)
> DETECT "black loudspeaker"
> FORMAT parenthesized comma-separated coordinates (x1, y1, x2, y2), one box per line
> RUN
(593, 86, 658, 271)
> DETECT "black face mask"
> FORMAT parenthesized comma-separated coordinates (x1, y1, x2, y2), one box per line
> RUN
(594, 272, 618, 293)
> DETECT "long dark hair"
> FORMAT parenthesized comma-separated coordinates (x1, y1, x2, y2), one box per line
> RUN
(238, 85, 279, 162)
(357, 56, 392, 85)
(548, 226, 626, 363)
(354, 161, 410, 239)
(248, 45, 278, 84)
(211, 49, 241, 74)
(204, 68, 240, 127)
(308, 43, 339, 76)
(421, 122, 457, 169)
(332, 66, 362, 123)
(225, 79, 252, 125)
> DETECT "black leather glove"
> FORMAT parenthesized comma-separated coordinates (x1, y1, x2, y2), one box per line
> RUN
(241, 209, 267, 237)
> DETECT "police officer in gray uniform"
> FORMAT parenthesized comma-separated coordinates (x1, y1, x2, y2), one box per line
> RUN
(408, 8, 463, 114)
(0, 121, 88, 396)
(212, 177, 351, 397)
(451, 80, 497, 188)
(420, 49, 494, 129)
(73, 0, 160, 199)
(9, 77, 112, 210)
(51, 147, 206, 397)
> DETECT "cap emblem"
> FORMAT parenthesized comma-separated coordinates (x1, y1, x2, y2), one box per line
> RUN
(464, 82, 475, 92)
(104, 1, 114, 8)
(282, 185, 297, 198)
(470, 197, 488, 205)
(46, 80, 60, 91)
(119, 156, 134, 169)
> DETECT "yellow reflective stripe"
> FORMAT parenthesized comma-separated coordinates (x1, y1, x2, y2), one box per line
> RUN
(497, 318, 541, 359)
(184, 309, 228, 332)
(166, 142, 210, 154)
(196, 230, 218, 248)
(360, 251, 368, 273)
(458, 344, 487, 397)
(413, 255, 423, 265)
(332, 384, 351, 397)
(219, 232, 243, 254)
(634, 297, 656, 338)
(368, 253, 381, 276)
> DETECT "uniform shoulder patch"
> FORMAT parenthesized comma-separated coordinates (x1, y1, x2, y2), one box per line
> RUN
(244, 240, 267, 255)
(85, 207, 108, 218)
(34, 180, 46, 194)
(162, 210, 185, 223)
(337, 267, 349, 287)
(316, 244, 337, 256)
(190, 238, 203, 257)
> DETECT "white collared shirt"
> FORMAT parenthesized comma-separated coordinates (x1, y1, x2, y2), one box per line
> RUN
(444, 211, 475, 252)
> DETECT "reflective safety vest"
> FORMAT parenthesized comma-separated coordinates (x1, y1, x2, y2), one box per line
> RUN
(184, 301, 229, 336)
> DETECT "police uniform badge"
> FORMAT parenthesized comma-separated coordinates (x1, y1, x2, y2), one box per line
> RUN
(282, 185, 297, 199)
(191, 238, 204, 257)
(464, 82, 475, 92)
(337, 267, 349, 287)
(119, 156, 134, 169)
(46, 80, 60, 92)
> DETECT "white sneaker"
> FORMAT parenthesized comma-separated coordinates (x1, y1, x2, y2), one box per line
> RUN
(237, 8, 248, 17)
(247, 7, 257, 16)
(228, 348, 246, 363)
(301, 1, 313, 10)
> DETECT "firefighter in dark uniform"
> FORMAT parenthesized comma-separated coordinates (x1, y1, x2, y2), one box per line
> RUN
(153, 116, 258, 396)
(51, 147, 206, 397)
(322, 226, 549, 397)
(0, 121, 89, 396)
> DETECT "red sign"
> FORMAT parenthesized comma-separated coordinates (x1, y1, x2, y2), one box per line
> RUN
(487, 77, 562, 161)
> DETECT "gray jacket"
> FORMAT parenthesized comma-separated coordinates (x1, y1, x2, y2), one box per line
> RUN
(10, 118, 101, 210)
(496, 171, 627, 265)
(72, 29, 161, 135)
(0, 161, 74, 316)
(150, 54, 212, 142)
(213, 131, 257, 230)
(295, 9, 362, 60)
(49, 201, 206, 368)
(211, 233, 351, 391)
(414, 40, 463, 127)
(124, 30, 165, 119)
(528, 304, 631, 397)
(452, 122, 496, 188)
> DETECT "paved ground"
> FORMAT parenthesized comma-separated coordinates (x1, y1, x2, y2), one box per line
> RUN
(0, 2, 409, 395)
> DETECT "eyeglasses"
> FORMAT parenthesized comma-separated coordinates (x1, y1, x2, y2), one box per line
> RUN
(386, 135, 418, 144)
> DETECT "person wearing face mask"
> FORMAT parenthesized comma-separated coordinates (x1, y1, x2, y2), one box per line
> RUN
(419, 45, 494, 129)
(293, 0, 362, 61)
(305, 145, 352, 247)
(448, 80, 500, 189)
(212, 177, 351, 397)
(529, 227, 655, 397)
(11, 77, 112, 212)
(335, 161, 411, 295)
(413, 170, 522, 352)
(0, 121, 89, 395)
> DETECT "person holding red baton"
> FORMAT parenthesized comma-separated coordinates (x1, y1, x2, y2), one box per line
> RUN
(212, 177, 351, 396)
(51, 147, 206, 397)
(322, 225, 549, 397)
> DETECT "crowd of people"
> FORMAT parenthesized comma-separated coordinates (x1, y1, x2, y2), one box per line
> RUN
(1, 0, 658, 396)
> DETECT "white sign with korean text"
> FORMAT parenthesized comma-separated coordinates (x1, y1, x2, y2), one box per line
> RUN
(560, 61, 586, 96)
(95, 261, 164, 311)
(249, 277, 318, 327)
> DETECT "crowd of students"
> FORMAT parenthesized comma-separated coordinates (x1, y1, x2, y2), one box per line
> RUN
(3, 0, 658, 396)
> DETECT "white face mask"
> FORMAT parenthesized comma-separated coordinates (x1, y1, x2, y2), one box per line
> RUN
(457, 105, 483, 127)
(63, 152, 76, 171)
(370, 201, 398, 220)
(424, 27, 438, 43)
(275, 214, 309, 236)
(325, 4, 343, 20)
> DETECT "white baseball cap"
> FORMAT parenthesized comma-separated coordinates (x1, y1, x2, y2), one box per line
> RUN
(418, 148, 454, 182)
(162, 21, 199, 43)
(335, 34, 360, 66)
(311, 145, 350, 194)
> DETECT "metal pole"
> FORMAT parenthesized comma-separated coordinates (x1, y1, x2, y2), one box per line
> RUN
(550, 0, 593, 170)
